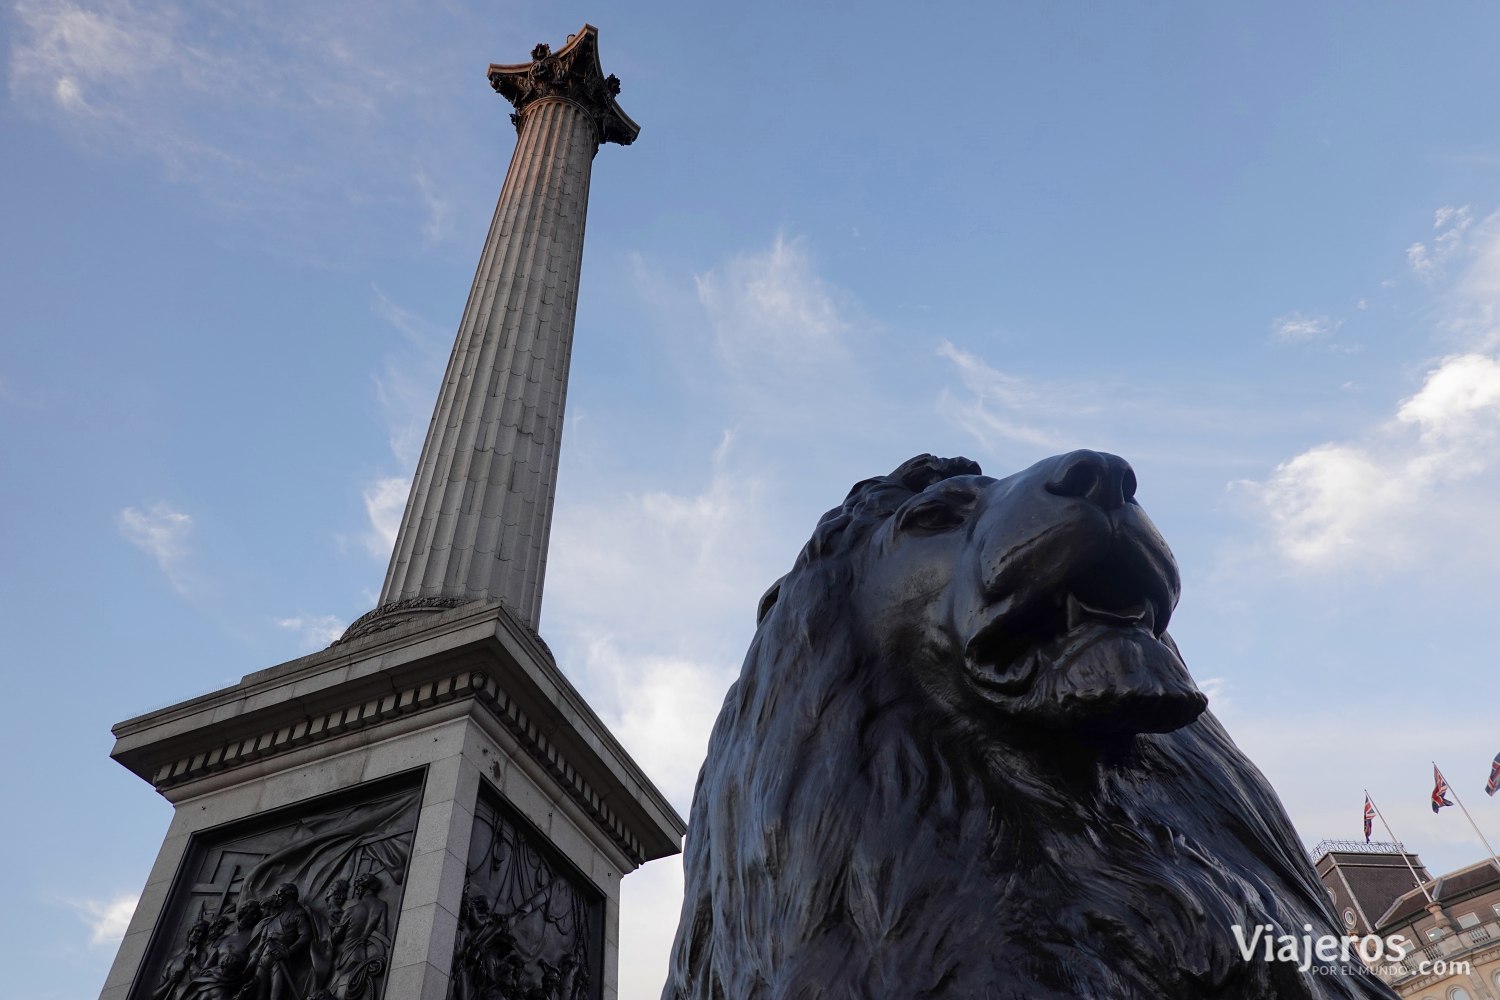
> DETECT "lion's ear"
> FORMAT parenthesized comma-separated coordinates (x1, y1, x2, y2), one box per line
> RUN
(756, 577, 785, 626)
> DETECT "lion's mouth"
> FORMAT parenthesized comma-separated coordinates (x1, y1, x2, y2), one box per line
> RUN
(1065, 592, 1154, 633)
(963, 556, 1205, 735)
(963, 587, 1162, 691)
(965, 567, 1169, 682)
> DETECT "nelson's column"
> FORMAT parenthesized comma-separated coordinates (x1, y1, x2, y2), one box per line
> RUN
(98, 26, 683, 1000)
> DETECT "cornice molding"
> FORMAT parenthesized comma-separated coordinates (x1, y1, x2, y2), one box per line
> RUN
(148, 667, 648, 866)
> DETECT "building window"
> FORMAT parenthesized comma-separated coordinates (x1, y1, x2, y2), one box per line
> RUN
(1427, 928, 1444, 941)
(1448, 987, 1472, 1000)
(1457, 912, 1480, 929)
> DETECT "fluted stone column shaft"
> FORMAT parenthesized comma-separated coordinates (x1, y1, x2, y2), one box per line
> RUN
(380, 97, 599, 627)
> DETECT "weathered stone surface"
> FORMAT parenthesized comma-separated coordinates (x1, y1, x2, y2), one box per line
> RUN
(102, 603, 683, 1000)
(374, 25, 635, 632)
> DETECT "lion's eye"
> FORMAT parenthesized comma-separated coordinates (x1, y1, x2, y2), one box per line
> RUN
(896, 497, 967, 534)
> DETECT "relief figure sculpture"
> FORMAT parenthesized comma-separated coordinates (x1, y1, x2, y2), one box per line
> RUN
(178, 899, 262, 1000)
(132, 781, 420, 1000)
(152, 918, 212, 1000)
(446, 793, 601, 1000)
(243, 883, 316, 1000)
(324, 873, 391, 999)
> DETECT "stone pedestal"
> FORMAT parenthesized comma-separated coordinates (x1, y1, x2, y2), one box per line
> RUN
(99, 602, 683, 1000)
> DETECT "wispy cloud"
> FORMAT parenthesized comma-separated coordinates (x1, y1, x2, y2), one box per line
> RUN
(354, 287, 447, 563)
(1407, 204, 1472, 283)
(117, 502, 194, 594)
(65, 891, 137, 947)
(1197, 676, 1232, 715)
(549, 433, 778, 649)
(1271, 311, 1335, 343)
(413, 168, 452, 244)
(370, 288, 446, 467)
(935, 340, 1077, 452)
(694, 234, 853, 389)
(8, 0, 456, 232)
(586, 639, 735, 810)
(10, 0, 177, 113)
(274, 614, 346, 651)
(361, 476, 409, 559)
(547, 440, 773, 1000)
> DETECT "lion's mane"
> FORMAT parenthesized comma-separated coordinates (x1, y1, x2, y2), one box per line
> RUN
(662, 456, 1394, 1000)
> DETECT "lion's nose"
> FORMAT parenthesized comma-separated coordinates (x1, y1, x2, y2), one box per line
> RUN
(1044, 450, 1137, 511)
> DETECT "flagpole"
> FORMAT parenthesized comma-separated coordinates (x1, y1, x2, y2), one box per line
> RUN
(1368, 790, 1435, 903)
(1435, 763, 1500, 874)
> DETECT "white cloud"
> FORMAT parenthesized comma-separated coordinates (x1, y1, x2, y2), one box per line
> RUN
(413, 168, 452, 244)
(361, 476, 409, 559)
(1245, 442, 1401, 568)
(1245, 354, 1500, 570)
(67, 891, 137, 947)
(620, 858, 688, 1000)
(587, 640, 734, 811)
(546, 444, 776, 1000)
(1214, 705, 1496, 876)
(274, 614, 346, 650)
(1450, 213, 1500, 345)
(935, 340, 1074, 452)
(369, 286, 447, 466)
(1407, 204, 1472, 283)
(1197, 676, 1231, 714)
(1244, 206, 1500, 571)
(10, 0, 177, 114)
(117, 502, 193, 594)
(549, 445, 777, 650)
(694, 235, 852, 386)
(357, 288, 446, 563)
(1395, 353, 1500, 444)
(1271, 312, 1334, 343)
(1242, 352, 1500, 569)
(8, 0, 449, 228)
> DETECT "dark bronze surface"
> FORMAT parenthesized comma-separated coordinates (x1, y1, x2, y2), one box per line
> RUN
(663, 452, 1397, 999)
(448, 788, 603, 1000)
(135, 776, 420, 1000)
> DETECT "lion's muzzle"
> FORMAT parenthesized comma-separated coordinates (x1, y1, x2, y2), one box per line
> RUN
(962, 451, 1206, 737)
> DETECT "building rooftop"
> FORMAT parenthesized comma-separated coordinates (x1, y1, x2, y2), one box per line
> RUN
(1377, 856, 1500, 929)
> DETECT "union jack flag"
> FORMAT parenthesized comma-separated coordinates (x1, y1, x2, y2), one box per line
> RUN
(1486, 754, 1500, 797)
(1433, 766, 1454, 813)
(1363, 795, 1375, 843)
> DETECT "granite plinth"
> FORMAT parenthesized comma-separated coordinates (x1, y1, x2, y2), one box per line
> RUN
(101, 600, 683, 1000)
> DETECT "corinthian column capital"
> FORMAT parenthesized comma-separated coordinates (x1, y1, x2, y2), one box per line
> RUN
(488, 24, 640, 147)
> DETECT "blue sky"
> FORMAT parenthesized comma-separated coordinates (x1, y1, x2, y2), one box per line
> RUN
(6, 2, 1500, 997)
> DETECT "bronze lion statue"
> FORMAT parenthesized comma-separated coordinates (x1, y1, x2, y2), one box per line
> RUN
(662, 452, 1395, 1000)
